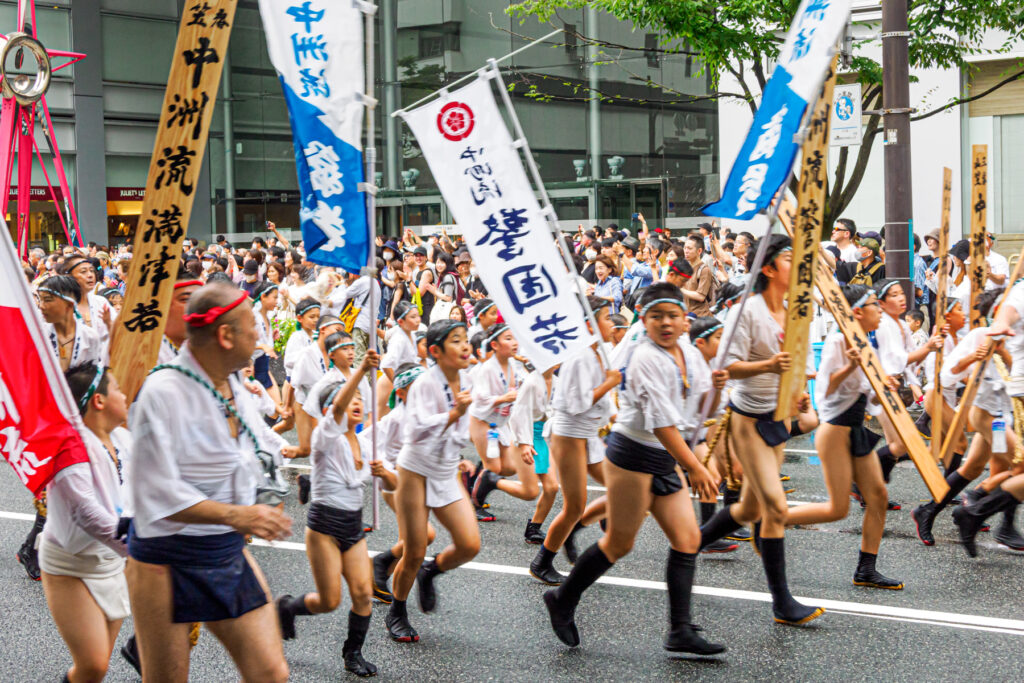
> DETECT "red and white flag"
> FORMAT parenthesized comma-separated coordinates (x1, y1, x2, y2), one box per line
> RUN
(0, 222, 88, 495)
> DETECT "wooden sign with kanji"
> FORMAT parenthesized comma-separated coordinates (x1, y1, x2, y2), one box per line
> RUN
(109, 1, 237, 401)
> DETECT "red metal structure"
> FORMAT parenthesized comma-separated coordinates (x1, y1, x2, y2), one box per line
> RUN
(0, 0, 86, 255)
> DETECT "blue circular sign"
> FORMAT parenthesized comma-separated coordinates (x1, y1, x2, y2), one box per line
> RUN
(835, 95, 854, 121)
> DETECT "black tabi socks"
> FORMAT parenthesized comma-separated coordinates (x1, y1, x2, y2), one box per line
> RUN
(700, 502, 717, 526)
(343, 610, 371, 654)
(531, 545, 565, 585)
(385, 599, 419, 642)
(912, 472, 973, 546)
(343, 611, 378, 677)
(536, 545, 557, 566)
(20, 510, 45, 553)
(276, 594, 310, 641)
(853, 551, 903, 590)
(723, 487, 741, 507)
(288, 594, 313, 616)
(953, 488, 1021, 557)
(760, 537, 824, 625)
(856, 550, 877, 573)
(666, 549, 696, 629)
(544, 543, 614, 647)
(939, 472, 971, 511)
(700, 506, 741, 550)
(416, 559, 443, 613)
(967, 488, 1019, 522)
(877, 446, 896, 483)
(556, 543, 614, 609)
(662, 549, 726, 655)
(945, 451, 965, 477)
(563, 521, 584, 565)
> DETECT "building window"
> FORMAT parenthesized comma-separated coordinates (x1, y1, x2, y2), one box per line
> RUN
(565, 23, 578, 64)
(418, 23, 460, 60)
(645, 34, 660, 69)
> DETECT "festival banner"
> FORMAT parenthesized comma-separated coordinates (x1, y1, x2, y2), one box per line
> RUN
(259, 0, 370, 274)
(0, 220, 88, 496)
(400, 75, 597, 370)
(704, 0, 851, 220)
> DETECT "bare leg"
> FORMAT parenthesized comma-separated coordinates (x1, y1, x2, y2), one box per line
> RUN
(532, 471, 560, 524)
(649, 489, 701, 554)
(294, 409, 315, 457)
(852, 453, 888, 554)
(470, 417, 492, 466)
(786, 423, 852, 527)
(340, 539, 374, 617)
(542, 436, 589, 552)
(597, 460, 654, 562)
(728, 414, 787, 536)
(42, 572, 122, 682)
(495, 445, 540, 500)
(430, 495, 482, 571)
(579, 496, 607, 527)
(390, 469, 429, 602)
(302, 528, 344, 614)
(125, 559, 192, 683)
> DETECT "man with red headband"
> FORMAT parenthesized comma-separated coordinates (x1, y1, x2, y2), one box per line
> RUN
(159, 272, 204, 363)
(126, 283, 293, 682)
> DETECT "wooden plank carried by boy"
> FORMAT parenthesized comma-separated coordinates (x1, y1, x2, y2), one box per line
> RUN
(931, 168, 951, 462)
(108, 1, 237, 402)
(777, 200, 948, 501)
(774, 61, 836, 421)
(968, 146, 989, 330)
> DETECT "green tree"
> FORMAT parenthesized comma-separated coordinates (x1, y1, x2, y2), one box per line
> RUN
(509, 0, 1024, 228)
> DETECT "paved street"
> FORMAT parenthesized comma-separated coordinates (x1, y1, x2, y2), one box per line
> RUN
(1, 432, 1022, 682)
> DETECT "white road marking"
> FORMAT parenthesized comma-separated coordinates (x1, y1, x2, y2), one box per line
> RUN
(245, 538, 1024, 637)
(2, 509, 1019, 636)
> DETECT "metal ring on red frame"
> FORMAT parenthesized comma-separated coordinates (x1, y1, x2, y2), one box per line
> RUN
(0, 32, 51, 105)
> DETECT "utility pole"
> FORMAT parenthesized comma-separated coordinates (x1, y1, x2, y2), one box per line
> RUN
(882, 0, 913, 299)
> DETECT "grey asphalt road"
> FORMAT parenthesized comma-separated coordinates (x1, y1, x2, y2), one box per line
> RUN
(1, 431, 1022, 682)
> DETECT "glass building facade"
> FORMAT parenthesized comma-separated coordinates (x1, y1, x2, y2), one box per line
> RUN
(8, 0, 719, 248)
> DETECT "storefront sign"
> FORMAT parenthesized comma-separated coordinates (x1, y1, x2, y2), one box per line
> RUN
(5, 186, 64, 202)
(106, 187, 146, 201)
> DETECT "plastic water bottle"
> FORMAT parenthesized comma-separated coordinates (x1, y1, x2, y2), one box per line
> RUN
(487, 424, 500, 460)
(992, 413, 1007, 454)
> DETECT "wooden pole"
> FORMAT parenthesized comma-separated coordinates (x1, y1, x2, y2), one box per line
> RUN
(931, 167, 951, 462)
(774, 60, 836, 421)
(778, 199, 948, 502)
(968, 145, 989, 329)
(108, 1, 237, 402)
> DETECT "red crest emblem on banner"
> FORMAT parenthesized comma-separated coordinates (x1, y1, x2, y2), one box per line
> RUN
(437, 101, 475, 141)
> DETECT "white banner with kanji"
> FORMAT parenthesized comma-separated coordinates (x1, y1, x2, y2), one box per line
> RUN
(400, 75, 596, 370)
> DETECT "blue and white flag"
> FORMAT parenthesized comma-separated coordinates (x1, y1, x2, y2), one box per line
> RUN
(704, 0, 850, 221)
(259, 0, 370, 273)
(400, 75, 597, 371)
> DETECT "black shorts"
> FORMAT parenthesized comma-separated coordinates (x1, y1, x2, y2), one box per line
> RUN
(729, 402, 791, 447)
(826, 394, 881, 457)
(605, 432, 683, 497)
(128, 528, 267, 623)
(253, 354, 273, 389)
(306, 502, 366, 551)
